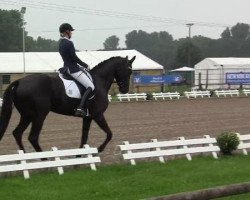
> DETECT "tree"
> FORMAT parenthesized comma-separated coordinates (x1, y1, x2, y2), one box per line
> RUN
(0, 9, 59, 52)
(32, 37, 58, 52)
(175, 38, 203, 67)
(221, 27, 231, 39)
(125, 30, 176, 70)
(231, 23, 250, 40)
(103, 22, 250, 70)
(0, 9, 22, 51)
(103, 35, 119, 50)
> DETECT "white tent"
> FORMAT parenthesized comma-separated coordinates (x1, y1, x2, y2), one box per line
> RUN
(0, 50, 163, 74)
(170, 66, 195, 72)
(194, 57, 250, 89)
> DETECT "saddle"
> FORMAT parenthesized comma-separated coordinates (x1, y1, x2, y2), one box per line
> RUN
(58, 72, 85, 99)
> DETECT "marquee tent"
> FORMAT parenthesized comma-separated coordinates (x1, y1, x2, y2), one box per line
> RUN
(170, 66, 195, 72)
(0, 50, 163, 74)
(194, 57, 250, 89)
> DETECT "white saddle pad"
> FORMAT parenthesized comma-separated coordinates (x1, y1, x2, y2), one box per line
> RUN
(59, 73, 81, 99)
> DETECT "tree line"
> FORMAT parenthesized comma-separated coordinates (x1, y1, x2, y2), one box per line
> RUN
(1, 9, 250, 70)
(104, 23, 250, 70)
(0, 9, 58, 52)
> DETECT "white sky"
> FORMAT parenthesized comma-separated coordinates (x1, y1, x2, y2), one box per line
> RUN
(1, 0, 250, 50)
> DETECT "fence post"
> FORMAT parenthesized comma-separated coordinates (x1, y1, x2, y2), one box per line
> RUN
(151, 139, 165, 163)
(123, 141, 136, 165)
(237, 133, 248, 155)
(84, 144, 97, 171)
(204, 135, 218, 159)
(178, 137, 192, 161)
(18, 150, 30, 179)
(52, 147, 64, 175)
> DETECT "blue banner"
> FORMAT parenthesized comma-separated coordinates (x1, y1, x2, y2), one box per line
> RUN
(133, 75, 183, 85)
(226, 72, 250, 84)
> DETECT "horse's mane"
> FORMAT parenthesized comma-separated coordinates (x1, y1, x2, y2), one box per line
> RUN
(90, 56, 124, 72)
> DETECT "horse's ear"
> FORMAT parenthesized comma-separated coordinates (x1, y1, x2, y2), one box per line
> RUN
(125, 56, 128, 60)
(129, 56, 136, 64)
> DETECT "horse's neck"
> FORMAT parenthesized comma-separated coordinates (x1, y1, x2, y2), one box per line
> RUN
(90, 64, 116, 92)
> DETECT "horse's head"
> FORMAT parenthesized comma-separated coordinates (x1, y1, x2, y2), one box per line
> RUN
(115, 56, 136, 93)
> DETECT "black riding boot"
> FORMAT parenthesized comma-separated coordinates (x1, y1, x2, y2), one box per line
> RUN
(75, 87, 93, 117)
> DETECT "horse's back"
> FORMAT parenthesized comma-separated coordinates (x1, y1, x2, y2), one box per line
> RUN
(13, 74, 59, 113)
(16, 74, 53, 97)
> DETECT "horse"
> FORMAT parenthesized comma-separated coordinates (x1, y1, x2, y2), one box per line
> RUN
(0, 56, 136, 153)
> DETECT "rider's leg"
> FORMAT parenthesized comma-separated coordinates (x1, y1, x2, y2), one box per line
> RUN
(76, 87, 93, 115)
(68, 70, 95, 116)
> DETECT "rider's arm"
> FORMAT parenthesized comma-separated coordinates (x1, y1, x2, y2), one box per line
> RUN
(69, 42, 88, 68)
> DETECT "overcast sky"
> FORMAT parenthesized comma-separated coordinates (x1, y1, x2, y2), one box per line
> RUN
(1, 0, 250, 50)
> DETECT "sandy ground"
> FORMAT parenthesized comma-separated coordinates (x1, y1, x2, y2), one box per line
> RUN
(1, 97, 250, 163)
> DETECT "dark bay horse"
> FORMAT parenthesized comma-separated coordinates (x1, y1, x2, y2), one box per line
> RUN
(0, 56, 136, 153)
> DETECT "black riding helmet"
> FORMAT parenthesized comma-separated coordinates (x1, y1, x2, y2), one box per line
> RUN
(59, 23, 75, 33)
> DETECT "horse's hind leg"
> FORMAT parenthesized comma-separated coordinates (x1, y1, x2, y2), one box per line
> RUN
(13, 116, 31, 152)
(28, 114, 47, 152)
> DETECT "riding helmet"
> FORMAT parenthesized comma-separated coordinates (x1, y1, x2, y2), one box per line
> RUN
(59, 23, 75, 33)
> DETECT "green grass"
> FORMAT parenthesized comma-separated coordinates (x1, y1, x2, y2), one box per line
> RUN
(1, 155, 250, 200)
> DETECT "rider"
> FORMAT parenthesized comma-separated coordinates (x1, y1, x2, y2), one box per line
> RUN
(58, 23, 95, 117)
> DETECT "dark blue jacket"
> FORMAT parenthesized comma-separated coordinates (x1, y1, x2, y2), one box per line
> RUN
(59, 38, 88, 73)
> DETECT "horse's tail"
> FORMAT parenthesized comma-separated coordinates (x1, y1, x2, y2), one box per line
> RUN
(0, 80, 19, 141)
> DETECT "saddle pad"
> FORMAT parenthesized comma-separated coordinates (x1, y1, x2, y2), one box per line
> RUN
(59, 73, 81, 99)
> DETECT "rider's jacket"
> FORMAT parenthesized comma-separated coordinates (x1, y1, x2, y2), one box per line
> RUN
(59, 37, 88, 74)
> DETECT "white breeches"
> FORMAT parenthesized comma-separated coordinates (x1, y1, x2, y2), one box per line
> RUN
(68, 69, 95, 91)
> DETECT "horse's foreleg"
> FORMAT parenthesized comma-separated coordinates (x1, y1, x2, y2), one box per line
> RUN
(94, 114, 112, 153)
(80, 117, 92, 148)
(13, 116, 31, 152)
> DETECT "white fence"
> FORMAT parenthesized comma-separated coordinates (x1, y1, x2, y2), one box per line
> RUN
(0, 145, 100, 179)
(109, 89, 250, 102)
(242, 89, 250, 96)
(117, 93, 147, 101)
(119, 135, 219, 165)
(214, 90, 239, 97)
(152, 92, 180, 100)
(237, 133, 250, 155)
(119, 133, 250, 165)
(184, 90, 211, 99)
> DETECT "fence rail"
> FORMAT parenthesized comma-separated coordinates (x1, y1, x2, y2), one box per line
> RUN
(119, 135, 219, 165)
(184, 90, 211, 99)
(214, 90, 240, 97)
(119, 133, 250, 165)
(117, 93, 147, 101)
(152, 92, 180, 100)
(0, 145, 100, 179)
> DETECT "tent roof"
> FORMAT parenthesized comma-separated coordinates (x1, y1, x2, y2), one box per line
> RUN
(195, 57, 250, 70)
(208, 57, 250, 65)
(170, 66, 195, 72)
(0, 50, 163, 74)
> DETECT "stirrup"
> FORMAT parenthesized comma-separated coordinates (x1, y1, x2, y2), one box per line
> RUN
(75, 108, 90, 117)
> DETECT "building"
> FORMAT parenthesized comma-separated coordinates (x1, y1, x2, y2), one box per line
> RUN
(194, 57, 250, 90)
(0, 50, 164, 95)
